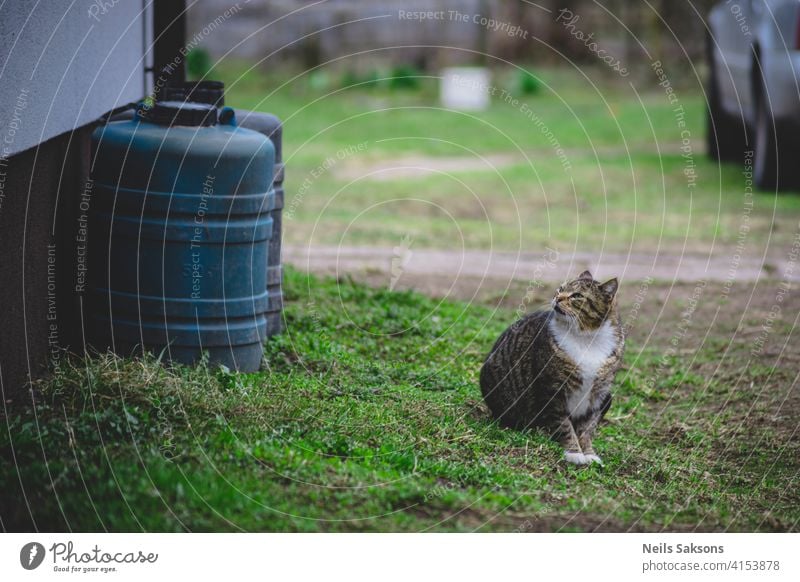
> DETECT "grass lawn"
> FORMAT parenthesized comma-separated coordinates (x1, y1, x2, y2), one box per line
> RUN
(218, 62, 800, 254)
(2, 268, 797, 532)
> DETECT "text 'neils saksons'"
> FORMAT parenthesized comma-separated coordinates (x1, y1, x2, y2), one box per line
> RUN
(643, 543, 724, 554)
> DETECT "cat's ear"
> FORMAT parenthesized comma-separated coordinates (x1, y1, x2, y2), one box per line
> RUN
(600, 278, 618, 296)
(578, 270, 593, 281)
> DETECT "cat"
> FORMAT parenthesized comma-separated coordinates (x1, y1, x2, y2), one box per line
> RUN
(480, 270, 624, 465)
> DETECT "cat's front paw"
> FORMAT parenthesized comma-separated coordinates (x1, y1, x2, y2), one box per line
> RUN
(584, 453, 603, 465)
(564, 451, 588, 465)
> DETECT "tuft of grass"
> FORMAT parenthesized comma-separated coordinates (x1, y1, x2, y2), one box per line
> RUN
(1, 268, 797, 532)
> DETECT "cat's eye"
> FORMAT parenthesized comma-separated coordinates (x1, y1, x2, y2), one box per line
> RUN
(570, 293, 584, 300)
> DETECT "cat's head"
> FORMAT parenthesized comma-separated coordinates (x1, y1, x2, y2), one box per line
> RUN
(551, 270, 618, 330)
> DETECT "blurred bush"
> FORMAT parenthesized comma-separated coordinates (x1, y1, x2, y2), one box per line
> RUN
(341, 69, 361, 89)
(186, 48, 212, 80)
(361, 69, 382, 88)
(388, 65, 421, 90)
(517, 70, 541, 96)
(341, 69, 384, 90)
(309, 70, 332, 91)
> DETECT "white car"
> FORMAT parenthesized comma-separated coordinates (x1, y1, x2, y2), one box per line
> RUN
(707, 0, 800, 189)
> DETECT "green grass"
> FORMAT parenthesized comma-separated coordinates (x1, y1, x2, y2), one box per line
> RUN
(2, 268, 796, 532)
(215, 62, 800, 253)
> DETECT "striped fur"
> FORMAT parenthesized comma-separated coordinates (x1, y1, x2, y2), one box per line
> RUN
(480, 271, 624, 465)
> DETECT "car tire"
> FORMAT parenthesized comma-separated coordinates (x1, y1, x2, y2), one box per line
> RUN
(706, 39, 746, 161)
(753, 90, 780, 190)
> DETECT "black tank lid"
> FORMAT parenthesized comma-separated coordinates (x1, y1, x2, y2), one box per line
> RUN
(139, 100, 218, 127)
(162, 81, 225, 107)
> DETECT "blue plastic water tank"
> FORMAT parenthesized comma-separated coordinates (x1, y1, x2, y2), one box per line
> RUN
(89, 101, 275, 371)
(147, 81, 287, 335)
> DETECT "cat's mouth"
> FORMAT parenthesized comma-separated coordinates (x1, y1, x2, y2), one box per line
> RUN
(553, 302, 567, 315)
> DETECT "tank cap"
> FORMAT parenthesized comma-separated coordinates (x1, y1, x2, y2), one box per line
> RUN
(162, 80, 225, 107)
(139, 100, 218, 127)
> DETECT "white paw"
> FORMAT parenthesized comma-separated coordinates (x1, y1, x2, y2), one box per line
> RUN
(584, 453, 603, 465)
(564, 451, 588, 465)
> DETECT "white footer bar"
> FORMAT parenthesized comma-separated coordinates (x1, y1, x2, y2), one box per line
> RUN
(1, 533, 797, 581)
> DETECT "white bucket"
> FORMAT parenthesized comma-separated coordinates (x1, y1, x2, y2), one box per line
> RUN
(440, 67, 491, 111)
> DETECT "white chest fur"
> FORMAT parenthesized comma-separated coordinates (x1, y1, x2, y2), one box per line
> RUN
(548, 317, 617, 418)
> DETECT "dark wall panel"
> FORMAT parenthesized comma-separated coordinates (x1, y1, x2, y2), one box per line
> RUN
(0, 129, 90, 403)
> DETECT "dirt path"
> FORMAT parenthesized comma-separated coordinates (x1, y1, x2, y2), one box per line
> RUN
(333, 144, 688, 181)
(284, 244, 799, 292)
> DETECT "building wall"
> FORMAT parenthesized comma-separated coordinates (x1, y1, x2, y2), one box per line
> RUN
(0, 0, 151, 157)
(0, 1, 151, 400)
(0, 129, 90, 404)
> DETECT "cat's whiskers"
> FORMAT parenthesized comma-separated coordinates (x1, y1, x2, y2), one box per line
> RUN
(553, 309, 582, 334)
(551, 299, 581, 330)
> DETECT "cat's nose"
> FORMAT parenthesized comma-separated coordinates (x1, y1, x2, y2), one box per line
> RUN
(555, 293, 569, 303)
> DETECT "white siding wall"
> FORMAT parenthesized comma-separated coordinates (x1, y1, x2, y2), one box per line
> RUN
(0, 0, 151, 156)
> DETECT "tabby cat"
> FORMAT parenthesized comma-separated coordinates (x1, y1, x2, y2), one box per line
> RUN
(480, 271, 624, 465)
